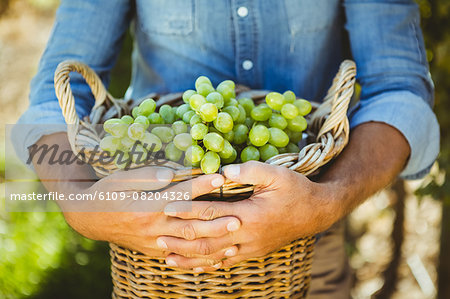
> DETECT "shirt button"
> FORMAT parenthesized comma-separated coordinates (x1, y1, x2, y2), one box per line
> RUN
(237, 6, 248, 18)
(242, 60, 253, 71)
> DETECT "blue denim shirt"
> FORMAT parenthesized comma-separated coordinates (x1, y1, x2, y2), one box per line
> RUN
(14, 0, 439, 179)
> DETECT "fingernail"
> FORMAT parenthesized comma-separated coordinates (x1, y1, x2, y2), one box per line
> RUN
(227, 220, 240, 232)
(156, 238, 168, 249)
(225, 248, 235, 257)
(157, 168, 173, 182)
(212, 262, 222, 269)
(224, 164, 240, 179)
(193, 267, 204, 273)
(164, 204, 177, 216)
(211, 176, 224, 188)
(166, 259, 177, 267)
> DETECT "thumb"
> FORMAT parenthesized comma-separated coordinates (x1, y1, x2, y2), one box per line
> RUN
(223, 161, 282, 186)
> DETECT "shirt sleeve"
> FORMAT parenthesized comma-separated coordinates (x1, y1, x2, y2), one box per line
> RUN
(12, 0, 132, 165)
(344, 0, 440, 179)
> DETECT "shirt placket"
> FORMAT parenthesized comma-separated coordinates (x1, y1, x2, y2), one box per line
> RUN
(231, 0, 258, 88)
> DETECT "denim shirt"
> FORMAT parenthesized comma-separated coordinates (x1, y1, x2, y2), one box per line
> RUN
(14, 0, 439, 179)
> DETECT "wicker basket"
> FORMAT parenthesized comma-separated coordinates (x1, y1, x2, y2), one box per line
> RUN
(54, 60, 356, 298)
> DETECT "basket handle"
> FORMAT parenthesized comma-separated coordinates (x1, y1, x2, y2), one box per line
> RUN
(312, 60, 356, 140)
(54, 60, 110, 126)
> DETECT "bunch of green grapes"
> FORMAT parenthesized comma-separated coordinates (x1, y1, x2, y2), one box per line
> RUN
(99, 75, 312, 174)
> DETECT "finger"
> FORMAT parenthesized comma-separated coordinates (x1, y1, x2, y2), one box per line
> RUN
(156, 235, 234, 257)
(164, 200, 248, 220)
(164, 216, 241, 240)
(223, 161, 284, 186)
(164, 246, 238, 271)
(101, 166, 174, 191)
(164, 173, 225, 201)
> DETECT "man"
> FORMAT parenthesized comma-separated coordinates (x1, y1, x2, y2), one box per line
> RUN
(14, 0, 439, 297)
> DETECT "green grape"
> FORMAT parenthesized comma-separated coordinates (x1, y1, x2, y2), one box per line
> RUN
(219, 139, 234, 159)
(216, 80, 236, 102)
(172, 106, 179, 120)
(269, 113, 288, 130)
(281, 103, 299, 119)
(235, 105, 246, 124)
(190, 123, 208, 140)
(265, 92, 285, 111)
(121, 115, 134, 125)
(182, 89, 197, 104)
(141, 132, 162, 152)
(172, 120, 188, 135)
(184, 158, 200, 168)
(259, 144, 279, 161)
(104, 118, 128, 138)
(203, 133, 225, 152)
(249, 124, 270, 147)
(268, 127, 289, 147)
(165, 142, 183, 162)
(134, 115, 150, 129)
(293, 99, 312, 116)
(128, 123, 146, 140)
(199, 103, 218, 122)
(223, 130, 234, 142)
(151, 126, 175, 143)
(189, 94, 207, 111)
(148, 112, 164, 124)
(132, 107, 141, 118)
(278, 146, 288, 154)
(225, 98, 238, 107)
(287, 142, 300, 153)
(173, 133, 193, 151)
(233, 124, 249, 144)
(200, 151, 221, 174)
(195, 76, 213, 90)
(213, 112, 234, 133)
(251, 104, 272, 121)
(185, 145, 204, 164)
(121, 136, 136, 150)
(160, 104, 176, 124)
(287, 115, 307, 132)
(206, 92, 225, 109)
(197, 83, 215, 97)
(222, 106, 240, 122)
(139, 98, 156, 116)
(241, 146, 260, 162)
(221, 148, 237, 164)
(189, 114, 202, 126)
(238, 97, 255, 115)
(131, 143, 148, 164)
(176, 103, 191, 118)
(283, 91, 296, 103)
(208, 126, 222, 135)
(244, 117, 254, 128)
(286, 130, 303, 143)
(182, 110, 196, 124)
(115, 152, 130, 169)
(100, 135, 121, 153)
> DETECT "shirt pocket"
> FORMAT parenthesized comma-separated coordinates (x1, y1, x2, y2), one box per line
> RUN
(284, 0, 340, 34)
(136, 0, 194, 36)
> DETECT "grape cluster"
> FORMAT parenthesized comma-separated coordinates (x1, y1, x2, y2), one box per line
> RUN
(99, 76, 312, 174)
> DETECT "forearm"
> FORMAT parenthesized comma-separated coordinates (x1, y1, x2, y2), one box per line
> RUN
(318, 122, 410, 221)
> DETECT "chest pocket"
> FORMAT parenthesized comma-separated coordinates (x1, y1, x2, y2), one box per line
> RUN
(284, 0, 341, 34)
(136, 0, 194, 35)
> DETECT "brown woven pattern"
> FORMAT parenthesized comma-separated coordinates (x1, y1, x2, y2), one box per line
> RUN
(54, 60, 356, 299)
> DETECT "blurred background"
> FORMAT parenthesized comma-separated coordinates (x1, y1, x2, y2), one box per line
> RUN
(0, 1, 448, 298)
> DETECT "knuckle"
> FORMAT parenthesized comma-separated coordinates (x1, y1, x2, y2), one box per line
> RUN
(199, 205, 217, 220)
(181, 223, 197, 241)
(197, 240, 213, 256)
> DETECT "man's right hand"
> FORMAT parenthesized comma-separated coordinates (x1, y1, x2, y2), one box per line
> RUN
(32, 132, 240, 261)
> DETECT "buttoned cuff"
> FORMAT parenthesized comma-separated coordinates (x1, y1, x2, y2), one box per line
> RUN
(349, 91, 439, 180)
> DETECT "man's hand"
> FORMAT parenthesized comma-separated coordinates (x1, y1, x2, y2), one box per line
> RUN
(158, 161, 338, 271)
(158, 122, 411, 271)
